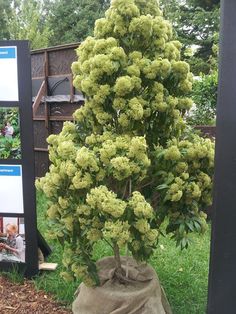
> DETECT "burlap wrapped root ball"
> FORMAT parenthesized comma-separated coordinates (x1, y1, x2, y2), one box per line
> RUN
(72, 257, 172, 314)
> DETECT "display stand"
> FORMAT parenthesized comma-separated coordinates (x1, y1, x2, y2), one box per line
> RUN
(0, 41, 38, 277)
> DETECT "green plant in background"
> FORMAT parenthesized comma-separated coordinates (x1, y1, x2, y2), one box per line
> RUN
(0, 137, 21, 159)
(0, 108, 21, 159)
(5, 108, 20, 134)
(0, 108, 20, 135)
(159, 0, 220, 76)
(188, 71, 218, 125)
(37, 0, 214, 286)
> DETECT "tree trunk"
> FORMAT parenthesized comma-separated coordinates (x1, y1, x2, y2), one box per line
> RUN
(113, 243, 124, 280)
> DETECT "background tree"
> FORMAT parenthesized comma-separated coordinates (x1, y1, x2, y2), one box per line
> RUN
(7, 0, 52, 49)
(160, 0, 220, 75)
(48, 0, 109, 46)
(0, 0, 12, 40)
(187, 71, 218, 126)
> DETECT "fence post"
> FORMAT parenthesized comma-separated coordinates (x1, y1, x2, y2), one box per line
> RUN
(207, 0, 236, 312)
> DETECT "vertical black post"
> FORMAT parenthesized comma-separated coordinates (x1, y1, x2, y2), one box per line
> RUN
(207, 1, 236, 313)
(18, 41, 39, 277)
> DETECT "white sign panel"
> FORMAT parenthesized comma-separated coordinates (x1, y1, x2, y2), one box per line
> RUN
(0, 165, 24, 213)
(0, 46, 19, 101)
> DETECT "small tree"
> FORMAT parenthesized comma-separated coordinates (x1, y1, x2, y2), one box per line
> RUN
(37, 0, 214, 286)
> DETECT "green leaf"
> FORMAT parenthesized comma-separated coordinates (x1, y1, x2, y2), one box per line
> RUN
(193, 221, 201, 232)
(186, 221, 194, 232)
(179, 223, 185, 234)
(156, 184, 169, 190)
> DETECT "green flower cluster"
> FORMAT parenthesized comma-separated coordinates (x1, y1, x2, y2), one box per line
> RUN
(103, 220, 130, 248)
(129, 191, 153, 219)
(87, 133, 150, 181)
(36, 123, 155, 284)
(37, 0, 215, 285)
(72, 0, 193, 140)
(87, 186, 126, 218)
(155, 133, 214, 247)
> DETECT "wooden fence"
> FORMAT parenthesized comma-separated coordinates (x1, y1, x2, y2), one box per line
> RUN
(31, 43, 83, 177)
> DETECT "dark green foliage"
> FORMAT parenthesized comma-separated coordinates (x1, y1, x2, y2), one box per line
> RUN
(189, 0, 220, 10)
(160, 0, 220, 75)
(48, 0, 109, 45)
(188, 72, 218, 125)
(9, 0, 52, 49)
(0, 0, 52, 49)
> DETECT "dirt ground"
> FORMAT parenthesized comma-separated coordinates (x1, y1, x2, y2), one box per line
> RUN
(0, 276, 72, 314)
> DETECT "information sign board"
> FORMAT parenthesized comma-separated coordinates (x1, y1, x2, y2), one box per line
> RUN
(0, 165, 24, 214)
(0, 41, 38, 277)
(0, 47, 19, 101)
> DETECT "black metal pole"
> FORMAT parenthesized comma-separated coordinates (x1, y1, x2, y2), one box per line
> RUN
(207, 1, 236, 313)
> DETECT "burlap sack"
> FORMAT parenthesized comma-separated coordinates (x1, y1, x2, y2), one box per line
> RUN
(72, 256, 172, 314)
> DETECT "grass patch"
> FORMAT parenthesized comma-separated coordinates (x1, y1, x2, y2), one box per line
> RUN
(1, 264, 25, 284)
(150, 229, 210, 313)
(33, 192, 80, 304)
(34, 192, 210, 312)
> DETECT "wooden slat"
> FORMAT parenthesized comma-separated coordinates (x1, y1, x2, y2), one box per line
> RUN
(44, 51, 50, 130)
(69, 73, 75, 103)
(33, 115, 73, 121)
(34, 147, 48, 152)
(32, 73, 72, 80)
(32, 80, 46, 117)
(31, 42, 80, 54)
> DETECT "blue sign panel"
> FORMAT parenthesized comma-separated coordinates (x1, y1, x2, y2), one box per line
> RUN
(0, 45, 18, 101)
(0, 47, 16, 59)
(0, 165, 21, 176)
(0, 164, 24, 214)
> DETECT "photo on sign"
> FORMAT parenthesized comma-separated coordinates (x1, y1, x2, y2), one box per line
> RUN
(0, 216, 25, 263)
(0, 107, 21, 159)
(0, 46, 18, 101)
(0, 165, 24, 214)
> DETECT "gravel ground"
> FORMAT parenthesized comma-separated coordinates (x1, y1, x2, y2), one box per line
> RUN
(0, 276, 72, 314)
